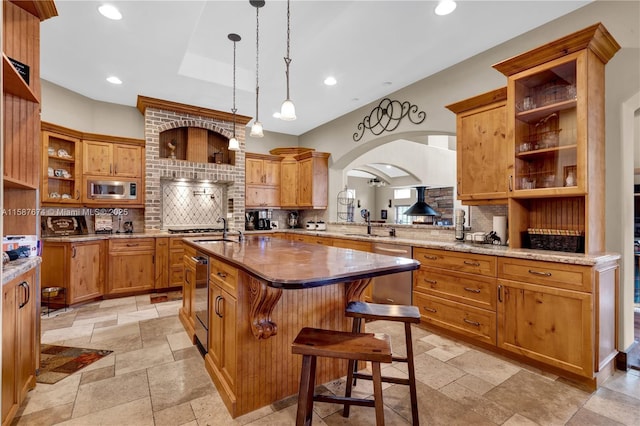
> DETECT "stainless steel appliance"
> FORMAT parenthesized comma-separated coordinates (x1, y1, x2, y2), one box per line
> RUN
(87, 179, 137, 200)
(372, 243, 413, 305)
(191, 251, 209, 355)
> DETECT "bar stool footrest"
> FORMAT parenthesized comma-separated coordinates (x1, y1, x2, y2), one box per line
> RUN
(353, 372, 410, 386)
(314, 394, 375, 408)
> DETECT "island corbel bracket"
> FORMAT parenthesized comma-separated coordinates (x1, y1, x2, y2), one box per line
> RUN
(345, 278, 372, 304)
(248, 276, 283, 339)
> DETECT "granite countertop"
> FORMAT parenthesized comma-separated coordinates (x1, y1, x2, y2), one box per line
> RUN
(184, 236, 420, 289)
(40, 228, 619, 267)
(2, 257, 42, 285)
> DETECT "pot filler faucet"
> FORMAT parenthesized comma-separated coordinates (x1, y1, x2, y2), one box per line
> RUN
(217, 217, 227, 239)
(361, 209, 372, 235)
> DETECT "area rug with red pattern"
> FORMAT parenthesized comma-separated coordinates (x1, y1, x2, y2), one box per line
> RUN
(37, 344, 113, 384)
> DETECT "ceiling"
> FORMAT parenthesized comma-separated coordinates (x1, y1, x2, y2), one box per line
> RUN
(40, 1, 591, 136)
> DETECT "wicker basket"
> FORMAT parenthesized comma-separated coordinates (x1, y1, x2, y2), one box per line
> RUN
(526, 229, 584, 253)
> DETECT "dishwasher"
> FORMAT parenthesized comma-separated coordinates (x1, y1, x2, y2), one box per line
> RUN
(372, 243, 413, 305)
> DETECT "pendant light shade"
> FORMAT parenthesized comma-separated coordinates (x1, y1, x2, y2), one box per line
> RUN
(228, 33, 241, 151)
(250, 0, 265, 137)
(280, 0, 296, 121)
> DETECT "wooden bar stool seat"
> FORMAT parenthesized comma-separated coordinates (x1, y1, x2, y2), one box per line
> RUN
(292, 327, 392, 426)
(344, 301, 421, 425)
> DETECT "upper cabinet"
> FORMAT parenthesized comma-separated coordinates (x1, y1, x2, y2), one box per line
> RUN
(245, 153, 282, 208)
(493, 23, 620, 254)
(446, 88, 508, 204)
(270, 148, 330, 210)
(83, 140, 143, 178)
(41, 124, 82, 204)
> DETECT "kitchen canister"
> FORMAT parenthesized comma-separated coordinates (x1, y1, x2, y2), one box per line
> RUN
(492, 215, 507, 245)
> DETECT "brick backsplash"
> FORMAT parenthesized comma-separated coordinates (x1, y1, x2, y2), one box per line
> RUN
(142, 107, 246, 231)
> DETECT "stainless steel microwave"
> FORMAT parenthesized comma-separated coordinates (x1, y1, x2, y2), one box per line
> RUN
(87, 180, 137, 200)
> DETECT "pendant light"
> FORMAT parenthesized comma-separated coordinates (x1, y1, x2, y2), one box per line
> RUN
(250, 0, 265, 137)
(228, 33, 241, 151)
(280, 0, 296, 121)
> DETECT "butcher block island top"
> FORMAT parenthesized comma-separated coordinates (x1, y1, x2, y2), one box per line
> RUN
(180, 235, 420, 418)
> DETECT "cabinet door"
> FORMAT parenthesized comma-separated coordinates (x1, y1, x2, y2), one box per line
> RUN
(42, 131, 82, 204)
(108, 249, 155, 295)
(83, 140, 113, 175)
(16, 270, 35, 403)
(183, 255, 196, 326)
(279, 160, 298, 207)
(246, 184, 279, 208)
(263, 160, 280, 186)
(155, 238, 169, 289)
(457, 102, 508, 201)
(70, 241, 104, 303)
(209, 284, 237, 391)
(2, 280, 18, 424)
(297, 158, 313, 206)
(497, 279, 593, 377)
(113, 144, 142, 177)
(246, 158, 264, 184)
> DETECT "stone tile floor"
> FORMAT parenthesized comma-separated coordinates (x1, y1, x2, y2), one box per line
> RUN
(13, 294, 640, 425)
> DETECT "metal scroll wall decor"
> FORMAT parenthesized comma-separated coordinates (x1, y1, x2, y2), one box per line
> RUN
(353, 98, 426, 142)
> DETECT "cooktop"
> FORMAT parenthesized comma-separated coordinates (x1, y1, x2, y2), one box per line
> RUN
(167, 228, 224, 234)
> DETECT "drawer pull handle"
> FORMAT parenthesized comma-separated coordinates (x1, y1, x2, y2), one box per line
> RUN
(422, 255, 438, 260)
(423, 306, 437, 313)
(126, 243, 139, 247)
(498, 285, 503, 303)
(463, 287, 481, 293)
(424, 279, 437, 285)
(463, 260, 480, 266)
(463, 318, 480, 327)
(217, 272, 227, 278)
(528, 269, 552, 277)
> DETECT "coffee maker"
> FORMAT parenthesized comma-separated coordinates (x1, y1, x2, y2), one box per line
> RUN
(257, 210, 270, 230)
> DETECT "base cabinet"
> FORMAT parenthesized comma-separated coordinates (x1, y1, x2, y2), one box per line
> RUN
(2, 268, 36, 426)
(155, 238, 169, 289)
(42, 241, 104, 305)
(107, 239, 155, 295)
(169, 238, 185, 288)
(179, 245, 198, 340)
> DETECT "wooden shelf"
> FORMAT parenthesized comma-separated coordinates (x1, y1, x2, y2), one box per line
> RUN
(2, 53, 38, 103)
(2, 176, 38, 190)
(47, 176, 75, 182)
(48, 155, 75, 163)
(516, 144, 577, 159)
(516, 99, 576, 123)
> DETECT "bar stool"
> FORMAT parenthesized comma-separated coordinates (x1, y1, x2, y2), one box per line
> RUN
(343, 301, 421, 425)
(292, 327, 392, 426)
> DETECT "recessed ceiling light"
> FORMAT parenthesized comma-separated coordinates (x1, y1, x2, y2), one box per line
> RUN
(382, 81, 392, 86)
(99, 4, 122, 20)
(324, 76, 337, 86)
(352, 97, 360, 101)
(106, 76, 122, 85)
(435, 0, 456, 16)
(272, 112, 281, 119)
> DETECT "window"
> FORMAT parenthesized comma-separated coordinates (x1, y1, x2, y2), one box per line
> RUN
(395, 205, 411, 224)
(394, 188, 411, 199)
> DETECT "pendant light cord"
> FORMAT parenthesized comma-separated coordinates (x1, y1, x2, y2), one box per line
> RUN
(232, 37, 237, 137)
(284, 0, 291, 100)
(255, 6, 260, 122)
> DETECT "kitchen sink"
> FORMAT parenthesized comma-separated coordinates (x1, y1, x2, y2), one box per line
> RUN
(343, 233, 382, 238)
(194, 238, 238, 243)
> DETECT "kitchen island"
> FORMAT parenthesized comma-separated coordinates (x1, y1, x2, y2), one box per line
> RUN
(180, 235, 419, 418)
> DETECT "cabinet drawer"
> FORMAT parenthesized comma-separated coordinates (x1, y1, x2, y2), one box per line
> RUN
(210, 258, 238, 296)
(497, 257, 591, 292)
(414, 248, 496, 277)
(414, 267, 496, 311)
(109, 238, 155, 252)
(170, 250, 184, 267)
(414, 292, 496, 345)
(170, 237, 185, 249)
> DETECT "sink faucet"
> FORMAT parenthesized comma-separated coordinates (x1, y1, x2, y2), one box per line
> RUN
(217, 217, 228, 239)
(365, 210, 372, 235)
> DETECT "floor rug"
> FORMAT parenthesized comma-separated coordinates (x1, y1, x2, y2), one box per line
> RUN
(150, 291, 182, 304)
(37, 345, 113, 384)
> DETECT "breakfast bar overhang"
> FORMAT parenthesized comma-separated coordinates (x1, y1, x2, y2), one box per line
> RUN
(179, 236, 420, 417)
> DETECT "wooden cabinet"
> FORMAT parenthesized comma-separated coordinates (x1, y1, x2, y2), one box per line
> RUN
(332, 237, 373, 301)
(41, 124, 82, 204)
(2, 268, 37, 425)
(169, 237, 185, 288)
(107, 238, 155, 295)
(493, 24, 620, 254)
(179, 245, 198, 341)
(446, 88, 508, 204)
(207, 258, 238, 392)
(245, 153, 281, 208)
(413, 247, 497, 345)
(155, 238, 169, 289)
(497, 257, 618, 382)
(288, 233, 333, 246)
(270, 148, 330, 209)
(41, 240, 104, 305)
(83, 140, 143, 178)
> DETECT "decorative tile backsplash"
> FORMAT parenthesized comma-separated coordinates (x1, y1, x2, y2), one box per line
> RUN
(162, 180, 224, 228)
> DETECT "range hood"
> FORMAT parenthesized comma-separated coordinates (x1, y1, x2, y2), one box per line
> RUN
(404, 186, 439, 216)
